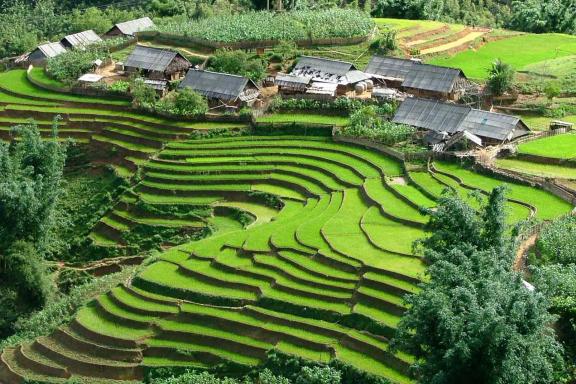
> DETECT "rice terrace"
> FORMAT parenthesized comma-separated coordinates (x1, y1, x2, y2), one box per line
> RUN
(0, 1, 575, 384)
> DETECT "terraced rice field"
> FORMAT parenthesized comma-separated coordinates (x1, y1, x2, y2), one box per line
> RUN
(0, 68, 574, 384)
(375, 18, 489, 56)
(495, 158, 576, 180)
(429, 33, 576, 79)
(517, 132, 576, 160)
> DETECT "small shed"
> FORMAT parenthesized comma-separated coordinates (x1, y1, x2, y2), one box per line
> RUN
(365, 56, 468, 100)
(179, 69, 260, 107)
(144, 79, 168, 97)
(124, 45, 191, 81)
(275, 73, 311, 94)
(105, 17, 155, 38)
(60, 30, 102, 50)
(77, 73, 104, 88)
(393, 97, 530, 147)
(28, 42, 66, 66)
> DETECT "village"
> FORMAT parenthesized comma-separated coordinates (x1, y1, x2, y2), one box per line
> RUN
(15, 15, 572, 155)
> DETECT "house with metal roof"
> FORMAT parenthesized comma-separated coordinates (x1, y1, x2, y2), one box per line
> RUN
(288, 56, 370, 98)
(105, 17, 155, 38)
(179, 69, 260, 108)
(124, 45, 191, 80)
(393, 98, 530, 149)
(60, 30, 102, 50)
(28, 42, 67, 66)
(365, 56, 468, 101)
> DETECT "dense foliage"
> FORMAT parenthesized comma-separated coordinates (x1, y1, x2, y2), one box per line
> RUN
(536, 215, 576, 265)
(340, 105, 415, 145)
(0, 0, 139, 58)
(0, 120, 67, 338)
(157, 9, 374, 43)
(132, 78, 209, 117)
(487, 59, 515, 96)
(394, 187, 565, 383)
(372, 0, 575, 33)
(207, 49, 268, 82)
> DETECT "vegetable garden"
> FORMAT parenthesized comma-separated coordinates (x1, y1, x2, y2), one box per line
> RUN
(155, 9, 374, 44)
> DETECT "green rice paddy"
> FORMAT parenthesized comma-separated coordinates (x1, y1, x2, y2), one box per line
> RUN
(0, 67, 574, 384)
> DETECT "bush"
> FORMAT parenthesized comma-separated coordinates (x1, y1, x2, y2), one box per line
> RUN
(341, 105, 414, 145)
(207, 49, 267, 82)
(370, 28, 397, 55)
(487, 58, 515, 96)
(268, 96, 385, 114)
(536, 215, 576, 265)
(155, 88, 209, 117)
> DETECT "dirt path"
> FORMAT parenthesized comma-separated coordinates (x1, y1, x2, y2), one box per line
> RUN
(420, 31, 487, 55)
(514, 233, 538, 272)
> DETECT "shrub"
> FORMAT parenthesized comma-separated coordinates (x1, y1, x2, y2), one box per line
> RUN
(370, 28, 397, 55)
(536, 215, 576, 265)
(131, 78, 158, 109)
(207, 49, 267, 82)
(107, 80, 130, 94)
(341, 105, 414, 145)
(487, 59, 515, 96)
(155, 88, 209, 117)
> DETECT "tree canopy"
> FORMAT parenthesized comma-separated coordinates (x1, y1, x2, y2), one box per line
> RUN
(394, 187, 565, 384)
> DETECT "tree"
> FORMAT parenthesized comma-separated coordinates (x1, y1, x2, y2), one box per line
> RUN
(0, 120, 65, 337)
(131, 78, 158, 109)
(487, 59, 515, 96)
(208, 49, 267, 82)
(544, 82, 561, 104)
(0, 119, 67, 253)
(295, 367, 340, 384)
(394, 187, 565, 384)
(173, 87, 209, 116)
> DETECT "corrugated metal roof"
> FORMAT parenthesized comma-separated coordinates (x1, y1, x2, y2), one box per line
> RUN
(144, 79, 168, 90)
(402, 65, 462, 93)
(364, 56, 415, 80)
(37, 42, 66, 58)
(275, 73, 311, 86)
(459, 109, 522, 141)
(114, 17, 155, 36)
(179, 69, 255, 101)
(294, 56, 355, 76)
(125, 45, 179, 72)
(393, 97, 470, 134)
(62, 30, 102, 49)
(394, 98, 530, 142)
(345, 70, 369, 84)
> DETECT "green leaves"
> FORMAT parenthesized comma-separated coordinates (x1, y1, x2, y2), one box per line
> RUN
(394, 187, 565, 383)
(157, 9, 374, 43)
(487, 58, 515, 96)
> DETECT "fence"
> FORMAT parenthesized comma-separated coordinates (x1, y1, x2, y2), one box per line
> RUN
(513, 126, 572, 145)
(136, 31, 369, 51)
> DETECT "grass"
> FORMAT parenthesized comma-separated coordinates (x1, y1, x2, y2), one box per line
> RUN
(0, 70, 130, 106)
(519, 114, 576, 131)
(517, 132, 576, 159)
(429, 33, 576, 79)
(434, 161, 573, 220)
(256, 113, 350, 126)
(495, 158, 576, 179)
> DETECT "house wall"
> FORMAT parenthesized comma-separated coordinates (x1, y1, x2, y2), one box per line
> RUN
(28, 50, 48, 66)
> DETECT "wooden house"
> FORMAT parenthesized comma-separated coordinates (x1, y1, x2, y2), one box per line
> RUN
(28, 42, 66, 66)
(124, 45, 191, 81)
(393, 97, 530, 150)
(60, 30, 102, 50)
(179, 69, 260, 108)
(365, 56, 468, 101)
(105, 17, 155, 38)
